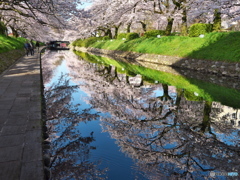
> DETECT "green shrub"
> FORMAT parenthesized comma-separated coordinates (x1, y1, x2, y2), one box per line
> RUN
(184, 90, 203, 101)
(102, 36, 110, 40)
(170, 32, 181, 36)
(117, 33, 128, 40)
(72, 39, 82, 46)
(189, 23, 212, 37)
(73, 36, 111, 47)
(73, 39, 84, 47)
(144, 30, 166, 38)
(96, 36, 110, 41)
(72, 41, 77, 46)
(82, 37, 99, 47)
(126, 32, 139, 40)
(126, 70, 137, 77)
(77, 40, 84, 46)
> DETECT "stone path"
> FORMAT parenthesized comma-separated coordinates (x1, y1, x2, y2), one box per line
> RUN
(0, 52, 44, 179)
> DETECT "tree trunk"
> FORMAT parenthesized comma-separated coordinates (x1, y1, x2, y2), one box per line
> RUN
(213, 9, 221, 31)
(11, 26, 19, 37)
(181, 6, 188, 36)
(160, 84, 172, 101)
(165, 17, 174, 36)
(175, 89, 183, 108)
(200, 101, 212, 133)
(127, 22, 132, 33)
(114, 23, 122, 39)
(140, 21, 147, 32)
(126, 75, 130, 84)
(114, 26, 119, 39)
(105, 29, 112, 39)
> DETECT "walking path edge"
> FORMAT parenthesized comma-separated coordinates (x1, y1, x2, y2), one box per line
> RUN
(0, 49, 45, 180)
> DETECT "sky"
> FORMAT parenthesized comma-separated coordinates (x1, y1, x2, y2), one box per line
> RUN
(77, 2, 92, 10)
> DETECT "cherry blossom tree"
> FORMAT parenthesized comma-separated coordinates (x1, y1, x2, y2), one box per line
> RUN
(2, 0, 240, 40)
(0, 0, 85, 40)
(188, 0, 240, 28)
(73, 0, 240, 39)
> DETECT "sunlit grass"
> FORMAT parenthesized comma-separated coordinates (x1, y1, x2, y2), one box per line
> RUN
(75, 51, 240, 108)
(0, 35, 25, 53)
(85, 32, 240, 62)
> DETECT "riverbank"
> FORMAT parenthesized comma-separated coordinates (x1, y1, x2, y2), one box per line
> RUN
(0, 35, 26, 53)
(0, 49, 25, 74)
(0, 35, 27, 74)
(73, 32, 240, 63)
(73, 46, 240, 78)
(0, 51, 45, 180)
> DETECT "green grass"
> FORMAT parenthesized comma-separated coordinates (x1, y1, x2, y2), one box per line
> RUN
(0, 35, 26, 74)
(0, 35, 26, 53)
(74, 32, 240, 62)
(75, 51, 240, 108)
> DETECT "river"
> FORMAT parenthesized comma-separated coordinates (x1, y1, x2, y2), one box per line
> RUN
(41, 50, 240, 180)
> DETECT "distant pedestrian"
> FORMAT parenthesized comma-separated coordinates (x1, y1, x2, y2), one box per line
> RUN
(29, 40, 35, 55)
(24, 41, 31, 56)
(36, 41, 40, 52)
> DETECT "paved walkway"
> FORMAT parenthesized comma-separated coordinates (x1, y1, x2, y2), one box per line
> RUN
(0, 52, 44, 179)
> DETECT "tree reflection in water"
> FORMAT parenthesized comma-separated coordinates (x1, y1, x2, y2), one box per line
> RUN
(43, 51, 240, 180)
(96, 82, 239, 179)
(81, 60, 240, 179)
(44, 74, 108, 180)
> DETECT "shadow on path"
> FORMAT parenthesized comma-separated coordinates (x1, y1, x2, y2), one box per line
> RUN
(0, 52, 44, 180)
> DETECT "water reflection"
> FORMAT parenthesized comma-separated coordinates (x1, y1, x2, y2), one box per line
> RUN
(45, 75, 108, 179)
(42, 50, 240, 180)
(42, 51, 108, 179)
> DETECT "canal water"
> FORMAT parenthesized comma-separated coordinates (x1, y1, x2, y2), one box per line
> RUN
(42, 50, 240, 180)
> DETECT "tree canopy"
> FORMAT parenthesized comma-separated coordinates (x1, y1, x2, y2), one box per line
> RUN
(1, 0, 240, 42)
(74, 0, 240, 39)
(0, 0, 84, 41)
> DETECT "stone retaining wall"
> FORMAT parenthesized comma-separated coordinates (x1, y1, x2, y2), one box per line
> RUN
(74, 46, 240, 79)
(0, 49, 25, 74)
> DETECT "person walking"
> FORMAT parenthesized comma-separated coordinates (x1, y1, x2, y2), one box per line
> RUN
(29, 40, 35, 55)
(36, 41, 40, 52)
(24, 41, 31, 56)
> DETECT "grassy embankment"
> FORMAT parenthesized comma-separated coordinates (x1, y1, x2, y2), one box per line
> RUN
(74, 31, 240, 63)
(75, 51, 240, 108)
(0, 35, 26, 53)
(0, 35, 26, 73)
